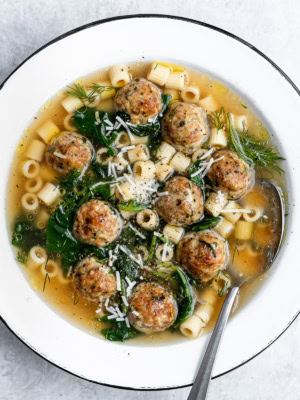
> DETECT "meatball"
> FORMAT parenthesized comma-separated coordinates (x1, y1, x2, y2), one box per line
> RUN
(176, 230, 228, 282)
(114, 78, 163, 125)
(162, 102, 209, 154)
(45, 132, 93, 175)
(73, 200, 122, 247)
(155, 176, 204, 226)
(73, 256, 116, 302)
(128, 282, 177, 334)
(206, 150, 253, 199)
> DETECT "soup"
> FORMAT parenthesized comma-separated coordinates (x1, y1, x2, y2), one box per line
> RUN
(7, 61, 285, 343)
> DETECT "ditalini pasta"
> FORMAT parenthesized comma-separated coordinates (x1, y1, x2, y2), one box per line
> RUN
(9, 61, 285, 344)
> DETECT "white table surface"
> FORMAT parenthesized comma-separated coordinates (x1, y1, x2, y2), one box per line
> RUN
(1, 1, 300, 399)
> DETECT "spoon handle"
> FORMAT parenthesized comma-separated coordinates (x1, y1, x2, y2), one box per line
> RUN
(187, 286, 240, 400)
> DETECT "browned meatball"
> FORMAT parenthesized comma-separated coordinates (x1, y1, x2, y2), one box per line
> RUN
(45, 132, 93, 175)
(206, 150, 253, 199)
(176, 230, 228, 282)
(114, 78, 163, 125)
(162, 102, 209, 154)
(155, 176, 204, 226)
(73, 200, 122, 247)
(128, 282, 177, 334)
(73, 256, 116, 302)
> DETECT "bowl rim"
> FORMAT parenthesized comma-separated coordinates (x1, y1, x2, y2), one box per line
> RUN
(1, 13, 299, 392)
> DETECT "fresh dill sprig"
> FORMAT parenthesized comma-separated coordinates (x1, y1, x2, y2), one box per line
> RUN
(16, 251, 27, 264)
(66, 82, 115, 103)
(217, 270, 231, 297)
(208, 106, 226, 131)
(227, 113, 285, 173)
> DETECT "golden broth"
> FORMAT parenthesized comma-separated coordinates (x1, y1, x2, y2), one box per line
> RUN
(6, 62, 286, 344)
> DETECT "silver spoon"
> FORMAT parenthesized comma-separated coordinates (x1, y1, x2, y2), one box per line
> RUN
(188, 179, 285, 400)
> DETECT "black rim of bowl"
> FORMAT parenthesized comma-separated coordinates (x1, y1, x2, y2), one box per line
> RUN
(0, 13, 299, 391)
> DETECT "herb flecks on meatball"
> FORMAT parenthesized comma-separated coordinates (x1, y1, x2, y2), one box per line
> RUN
(155, 176, 204, 226)
(128, 282, 177, 334)
(114, 78, 163, 125)
(73, 256, 116, 302)
(176, 230, 228, 282)
(45, 132, 93, 175)
(73, 200, 122, 247)
(207, 150, 253, 199)
(162, 102, 209, 154)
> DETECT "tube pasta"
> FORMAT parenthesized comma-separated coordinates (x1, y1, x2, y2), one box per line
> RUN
(61, 95, 83, 113)
(130, 134, 149, 145)
(96, 148, 113, 165)
(109, 64, 130, 87)
(205, 192, 228, 217)
(163, 225, 185, 244)
(215, 217, 234, 239)
(156, 142, 176, 164)
(97, 81, 116, 101)
(155, 162, 174, 182)
(135, 245, 149, 261)
(212, 272, 232, 293)
(21, 193, 39, 212)
(147, 63, 170, 86)
(24, 176, 43, 193)
(115, 131, 131, 148)
(115, 182, 137, 201)
(56, 268, 71, 284)
(242, 206, 263, 222)
(63, 113, 76, 131)
(127, 144, 150, 163)
(20, 160, 40, 178)
(165, 72, 185, 90)
(209, 128, 227, 149)
(154, 61, 185, 73)
(119, 209, 137, 220)
(27, 246, 47, 269)
(235, 220, 254, 240)
(198, 95, 218, 113)
(41, 259, 59, 279)
(136, 209, 159, 230)
(133, 160, 156, 180)
(155, 244, 174, 262)
(221, 201, 242, 223)
(192, 148, 209, 162)
(113, 153, 129, 172)
(179, 314, 204, 339)
(169, 152, 191, 173)
(163, 88, 180, 104)
(181, 86, 200, 103)
(235, 115, 248, 131)
(37, 120, 60, 143)
(25, 139, 46, 162)
(37, 183, 60, 206)
(35, 208, 50, 229)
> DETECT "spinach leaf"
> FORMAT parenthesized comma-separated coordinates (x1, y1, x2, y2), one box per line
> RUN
(98, 316, 140, 342)
(115, 94, 172, 137)
(114, 254, 139, 281)
(188, 160, 205, 192)
(167, 264, 194, 328)
(73, 109, 117, 156)
(191, 216, 221, 231)
(12, 219, 46, 252)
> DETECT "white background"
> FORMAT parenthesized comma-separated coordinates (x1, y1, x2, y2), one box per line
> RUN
(1, 1, 300, 399)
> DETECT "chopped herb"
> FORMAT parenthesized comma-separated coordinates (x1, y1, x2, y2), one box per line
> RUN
(228, 113, 285, 173)
(43, 272, 50, 292)
(208, 106, 226, 131)
(188, 160, 205, 192)
(153, 63, 158, 70)
(241, 103, 248, 109)
(74, 292, 80, 305)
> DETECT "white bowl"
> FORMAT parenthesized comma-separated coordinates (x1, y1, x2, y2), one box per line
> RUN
(0, 15, 299, 390)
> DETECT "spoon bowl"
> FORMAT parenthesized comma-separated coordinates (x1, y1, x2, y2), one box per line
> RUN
(188, 178, 285, 400)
